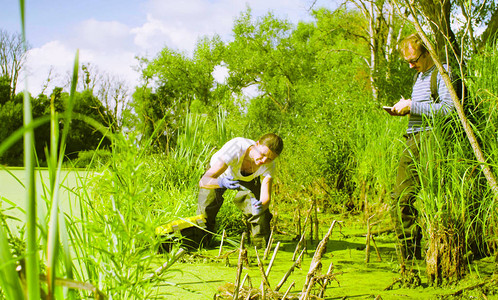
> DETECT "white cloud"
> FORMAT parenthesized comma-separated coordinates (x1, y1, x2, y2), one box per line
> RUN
(20, 41, 75, 95)
(130, 0, 238, 55)
(73, 19, 134, 52)
(131, 15, 188, 54)
(242, 85, 262, 98)
(129, 0, 320, 58)
(144, 0, 237, 34)
(20, 39, 139, 96)
(81, 48, 139, 86)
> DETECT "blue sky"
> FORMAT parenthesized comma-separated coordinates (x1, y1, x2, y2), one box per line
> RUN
(2, 0, 335, 95)
(3, 1, 146, 47)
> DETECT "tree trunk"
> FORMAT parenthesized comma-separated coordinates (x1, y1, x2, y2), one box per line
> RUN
(416, 0, 461, 59)
(479, 7, 498, 48)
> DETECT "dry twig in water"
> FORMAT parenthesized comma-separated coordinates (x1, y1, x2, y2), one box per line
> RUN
(233, 232, 247, 300)
(301, 220, 339, 299)
(263, 230, 274, 260)
(275, 249, 305, 292)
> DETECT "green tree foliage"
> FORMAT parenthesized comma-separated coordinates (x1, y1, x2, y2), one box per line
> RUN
(131, 7, 390, 209)
(129, 3, 496, 222)
(223, 9, 383, 204)
(133, 36, 225, 150)
(64, 89, 112, 159)
(225, 9, 301, 111)
(0, 87, 113, 165)
(0, 75, 11, 105)
(0, 93, 23, 165)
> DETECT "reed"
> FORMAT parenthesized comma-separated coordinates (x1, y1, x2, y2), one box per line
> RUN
(411, 40, 498, 283)
(0, 2, 80, 298)
(350, 106, 406, 212)
(19, 0, 41, 297)
(465, 39, 498, 255)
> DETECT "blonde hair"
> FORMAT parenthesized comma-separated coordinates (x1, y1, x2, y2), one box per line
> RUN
(399, 33, 427, 57)
(258, 133, 284, 156)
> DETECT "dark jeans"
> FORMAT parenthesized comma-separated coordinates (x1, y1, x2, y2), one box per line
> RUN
(390, 132, 423, 259)
(197, 177, 272, 242)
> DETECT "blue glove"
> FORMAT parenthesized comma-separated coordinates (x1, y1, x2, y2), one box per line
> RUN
(251, 198, 264, 216)
(217, 176, 240, 189)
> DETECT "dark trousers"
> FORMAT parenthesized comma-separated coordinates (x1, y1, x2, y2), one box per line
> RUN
(196, 177, 272, 242)
(390, 132, 423, 259)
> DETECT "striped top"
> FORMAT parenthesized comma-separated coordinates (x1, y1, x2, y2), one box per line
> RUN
(407, 64, 454, 134)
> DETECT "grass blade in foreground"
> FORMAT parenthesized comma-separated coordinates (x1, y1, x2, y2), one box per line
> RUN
(46, 50, 79, 298)
(0, 225, 24, 299)
(19, 0, 40, 297)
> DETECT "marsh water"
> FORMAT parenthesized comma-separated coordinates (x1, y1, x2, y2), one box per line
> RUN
(0, 168, 86, 234)
(157, 216, 496, 299)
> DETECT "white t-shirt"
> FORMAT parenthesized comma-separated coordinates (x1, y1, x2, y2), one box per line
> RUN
(211, 137, 275, 181)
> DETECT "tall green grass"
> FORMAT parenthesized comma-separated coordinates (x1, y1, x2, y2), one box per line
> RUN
(350, 106, 406, 214)
(464, 40, 498, 255)
(343, 38, 498, 284)
(407, 40, 498, 283)
(0, 83, 205, 299)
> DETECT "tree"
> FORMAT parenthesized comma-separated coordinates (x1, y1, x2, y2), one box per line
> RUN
(31, 88, 65, 165)
(96, 73, 130, 133)
(221, 8, 375, 202)
(305, 1, 413, 102)
(0, 85, 115, 165)
(64, 63, 130, 133)
(479, 5, 498, 48)
(0, 93, 24, 165)
(0, 29, 29, 99)
(224, 9, 303, 112)
(133, 35, 225, 150)
(348, 0, 412, 101)
(64, 89, 113, 159)
(0, 75, 10, 105)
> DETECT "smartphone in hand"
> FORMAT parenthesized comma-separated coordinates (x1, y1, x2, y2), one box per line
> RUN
(383, 106, 400, 116)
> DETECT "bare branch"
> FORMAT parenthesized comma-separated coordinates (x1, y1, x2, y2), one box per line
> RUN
(0, 29, 30, 98)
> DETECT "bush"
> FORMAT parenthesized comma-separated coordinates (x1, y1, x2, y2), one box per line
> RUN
(71, 149, 112, 168)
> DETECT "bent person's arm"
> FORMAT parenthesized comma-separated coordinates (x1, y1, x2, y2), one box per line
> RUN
(199, 159, 228, 189)
(259, 176, 273, 208)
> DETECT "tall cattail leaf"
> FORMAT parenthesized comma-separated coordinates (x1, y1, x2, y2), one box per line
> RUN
(19, 0, 41, 298)
(0, 226, 24, 300)
(47, 50, 80, 299)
